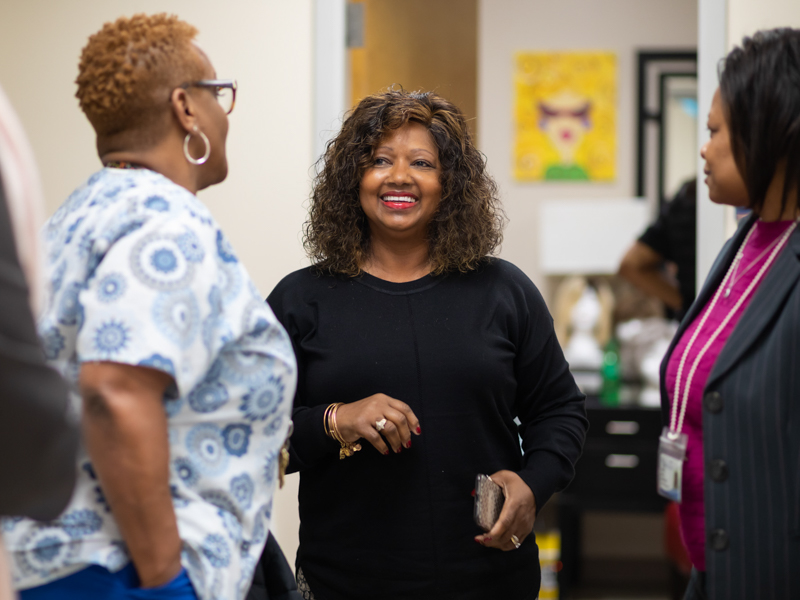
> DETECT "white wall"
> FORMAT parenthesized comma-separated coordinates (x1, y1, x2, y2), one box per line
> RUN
(478, 0, 698, 294)
(0, 0, 312, 567)
(0, 0, 313, 293)
(728, 0, 800, 48)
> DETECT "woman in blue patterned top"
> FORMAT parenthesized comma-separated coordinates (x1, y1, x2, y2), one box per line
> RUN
(1, 14, 296, 600)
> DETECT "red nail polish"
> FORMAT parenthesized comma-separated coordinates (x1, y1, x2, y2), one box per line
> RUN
(470, 488, 476, 497)
(485, 537, 492, 542)
(383, 450, 390, 456)
(405, 440, 412, 448)
(416, 426, 422, 434)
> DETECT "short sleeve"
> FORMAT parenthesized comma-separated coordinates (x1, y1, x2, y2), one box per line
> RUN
(77, 216, 219, 396)
(638, 181, 697, 263)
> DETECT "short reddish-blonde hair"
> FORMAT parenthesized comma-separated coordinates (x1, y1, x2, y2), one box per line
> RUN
(76, 13, 205, 137)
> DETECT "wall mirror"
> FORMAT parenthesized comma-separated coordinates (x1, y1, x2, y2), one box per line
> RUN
(636, 51, 698, 209)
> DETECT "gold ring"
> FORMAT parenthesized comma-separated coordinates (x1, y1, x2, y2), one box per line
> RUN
(510, 534, 521, 549)
(375, 418, 387, 432)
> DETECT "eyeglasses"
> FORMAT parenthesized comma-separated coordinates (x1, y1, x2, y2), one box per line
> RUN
(180, 79, 238, 114)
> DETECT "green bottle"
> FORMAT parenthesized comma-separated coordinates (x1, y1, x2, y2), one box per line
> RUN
(600, 338, 621, 406)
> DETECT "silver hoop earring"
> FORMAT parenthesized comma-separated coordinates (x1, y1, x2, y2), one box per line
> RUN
(183, 128, 211, 165)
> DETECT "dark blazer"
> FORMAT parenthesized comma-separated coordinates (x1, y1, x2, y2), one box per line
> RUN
(660, 213, 800, 599)
(0, 172, 78, 520)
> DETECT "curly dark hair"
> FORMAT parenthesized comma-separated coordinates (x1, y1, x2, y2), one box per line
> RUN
(304, 89, 505, 276)
(76, 13, 204, 138)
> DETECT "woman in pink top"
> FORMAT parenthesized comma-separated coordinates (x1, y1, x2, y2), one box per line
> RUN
(659, 28, 800, 600)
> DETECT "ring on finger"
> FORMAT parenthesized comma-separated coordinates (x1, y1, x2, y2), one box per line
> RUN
(510, 534, 521, 549)
(374, 418, 387, 432)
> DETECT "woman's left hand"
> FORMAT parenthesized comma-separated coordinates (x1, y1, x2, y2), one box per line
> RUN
(474, 470, 537, 551)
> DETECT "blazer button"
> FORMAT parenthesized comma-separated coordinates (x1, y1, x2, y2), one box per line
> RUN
(709, 459, 729, 482)
(709, 528, 729, 551)
(703, 391, 723, 414)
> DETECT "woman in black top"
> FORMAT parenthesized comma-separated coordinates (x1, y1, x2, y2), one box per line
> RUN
(267, 90, 587, 600)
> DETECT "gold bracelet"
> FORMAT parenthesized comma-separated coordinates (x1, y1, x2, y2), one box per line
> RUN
(325, 402, 361, 460)
(323, 403, 337, 439)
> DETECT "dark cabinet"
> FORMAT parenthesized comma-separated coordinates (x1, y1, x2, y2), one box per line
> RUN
(558, 399, 667, 596)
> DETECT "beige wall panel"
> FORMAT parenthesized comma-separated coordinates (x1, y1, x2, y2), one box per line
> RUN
(350, 0, 477, 136)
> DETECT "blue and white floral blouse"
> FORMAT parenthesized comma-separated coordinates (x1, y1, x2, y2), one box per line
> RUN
(2, 168, 296, 600)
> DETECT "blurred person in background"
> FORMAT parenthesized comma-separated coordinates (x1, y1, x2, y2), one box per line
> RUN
(267, 89, 587, 600)
(1, 14, 295, 600)
(619, 179, 697, 321)
(660, 28, 800, 599)
(0, 83, 78, 600)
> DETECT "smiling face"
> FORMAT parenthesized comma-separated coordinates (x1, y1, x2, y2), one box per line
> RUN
(700, 89, 749, 208)
(359, 121, 443, 243)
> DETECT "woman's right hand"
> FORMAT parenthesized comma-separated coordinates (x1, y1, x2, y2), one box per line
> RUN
(335, 394, 421, 455)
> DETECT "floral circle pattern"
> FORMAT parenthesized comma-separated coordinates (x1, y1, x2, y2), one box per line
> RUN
(144, 195, 170, 212)
(57, 282, 84, 327)
(92, 320, 130, 357)
(188, 381, 229, 414)
(220, 510, 243, 544)
(185, 424, 228, 476)
(152, 290, 200, 348)
(222, 423, 252, 456)
(151, 248, 177, 273)
(230, 473, 254, 510)
(16, 526, 79, 578)
(239, 376, 284, 422)
(201, 533, 231, 568)
(221, 350, 273, 389)
(177, 230, 205, 263)
(130, 233, 194, 291)
(218, 260, 242, 303)
(97, 273, 126, 303)
(216, 231, 238, 264)
(137, 353, 176, 376)
(174, 457, 200, 487)
(263, 450, 278, 486)
(60, 510, 102, 539)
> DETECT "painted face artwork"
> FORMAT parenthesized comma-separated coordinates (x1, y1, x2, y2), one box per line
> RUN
(536, 90, 593, 181)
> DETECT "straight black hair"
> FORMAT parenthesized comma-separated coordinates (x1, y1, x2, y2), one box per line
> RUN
(719, 28, 800, 215)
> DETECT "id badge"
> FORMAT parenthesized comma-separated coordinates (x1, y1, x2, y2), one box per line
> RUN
(657, 427, 687, 503)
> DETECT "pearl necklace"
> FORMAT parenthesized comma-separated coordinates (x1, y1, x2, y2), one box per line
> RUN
(667, 220, 797, 439)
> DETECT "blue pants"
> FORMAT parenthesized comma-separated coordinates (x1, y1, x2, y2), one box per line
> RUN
(20, 563, 198, 600)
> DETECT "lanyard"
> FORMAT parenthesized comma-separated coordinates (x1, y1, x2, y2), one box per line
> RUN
(667, 221, 797, 440)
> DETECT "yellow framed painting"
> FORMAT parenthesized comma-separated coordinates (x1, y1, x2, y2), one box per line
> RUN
(514, 52, 617, 182)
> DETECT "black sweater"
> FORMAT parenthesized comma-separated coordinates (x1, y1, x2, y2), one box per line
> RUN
(267, 259, 587, 600)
